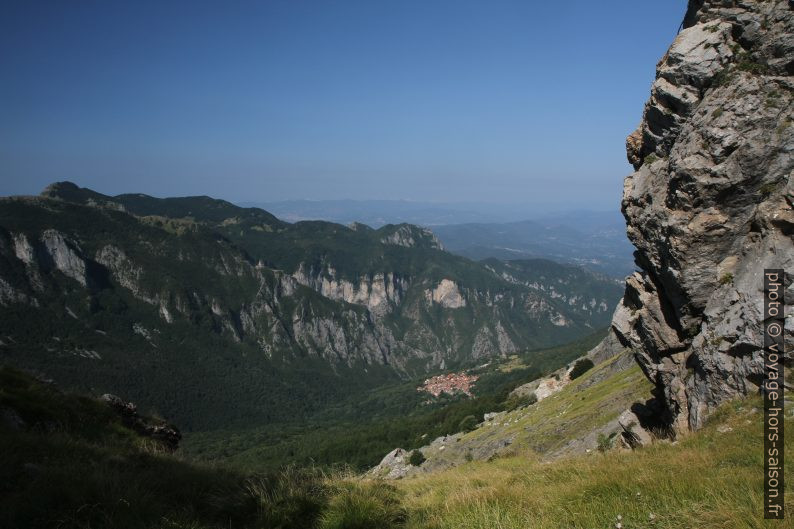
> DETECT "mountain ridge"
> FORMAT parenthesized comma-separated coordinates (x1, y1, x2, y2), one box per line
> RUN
(0, 182, 622, 432)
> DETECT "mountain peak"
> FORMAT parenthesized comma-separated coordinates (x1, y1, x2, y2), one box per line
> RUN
(41, 180, 80, 196)
(378, 224, 444, 250)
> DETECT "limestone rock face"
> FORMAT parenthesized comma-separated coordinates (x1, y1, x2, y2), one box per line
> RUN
(613, 0, 793, 433)
(292, 263, 409, 317)
(4, 230, 89, 294)
(39, 230, 88, 286)
(425, 279, 466, 309)
(95, 245, 150, 301)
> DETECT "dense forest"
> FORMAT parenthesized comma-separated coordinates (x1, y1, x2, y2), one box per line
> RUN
(182, 331, 606, 471)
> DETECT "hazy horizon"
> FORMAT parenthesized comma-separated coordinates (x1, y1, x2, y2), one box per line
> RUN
(242, 197, 626, 225)
(3, 178, 626, 226)
(2, 1, 686, 208)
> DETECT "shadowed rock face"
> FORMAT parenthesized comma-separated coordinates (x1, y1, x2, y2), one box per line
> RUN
(613, 0, 793, 433)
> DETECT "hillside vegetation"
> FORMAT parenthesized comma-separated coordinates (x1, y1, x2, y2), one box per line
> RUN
(0, 183, 622, 436)
(2, 361, 787, 529)
(182, 331, 608, 471)
(0, 366, 406, 529)
(398, 394, 791, 529)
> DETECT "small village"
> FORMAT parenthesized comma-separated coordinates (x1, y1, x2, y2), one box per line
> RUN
(418, 371, 479, 397)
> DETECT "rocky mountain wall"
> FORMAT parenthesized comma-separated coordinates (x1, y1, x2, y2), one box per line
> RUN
(612, 0, 793, 433)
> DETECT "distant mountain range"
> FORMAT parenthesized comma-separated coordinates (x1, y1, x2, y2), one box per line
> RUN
(240, 199, 514, 226)
(432, 214, 636, 278)
(243, 200, 635, 277)
(0, 182, 623, 432)
(240, 199, 622, 227)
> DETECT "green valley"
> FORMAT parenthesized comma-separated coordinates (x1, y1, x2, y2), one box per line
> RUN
(0, 183, 622, 466)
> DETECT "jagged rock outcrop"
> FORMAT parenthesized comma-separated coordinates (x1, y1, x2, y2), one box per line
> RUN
(368, 448, 415, 479)
(100, 393, 182, 450)
(613, 0, 794, 433)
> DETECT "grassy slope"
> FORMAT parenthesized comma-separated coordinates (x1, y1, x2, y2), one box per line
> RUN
(3, 364, 790, 529)
(411, 355, 652, 472)
(0, 366, 246, 529)
(0, 366, 407, 529)
(398, 395, 793, 528)
(477, 355, 649, 451)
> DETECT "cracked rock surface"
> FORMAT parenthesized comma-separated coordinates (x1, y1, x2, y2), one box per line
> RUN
(612, 0, 793, 433)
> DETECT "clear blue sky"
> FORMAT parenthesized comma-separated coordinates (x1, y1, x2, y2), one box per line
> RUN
(0, 0, 686, 209)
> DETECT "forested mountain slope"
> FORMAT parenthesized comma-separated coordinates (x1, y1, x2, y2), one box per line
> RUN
(0, 183, 622, 430)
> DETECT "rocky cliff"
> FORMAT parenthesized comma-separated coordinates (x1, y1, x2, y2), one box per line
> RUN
(613, 0, 793, 433)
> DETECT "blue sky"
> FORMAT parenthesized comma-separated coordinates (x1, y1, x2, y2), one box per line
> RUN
(0, 0, 686, 210)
